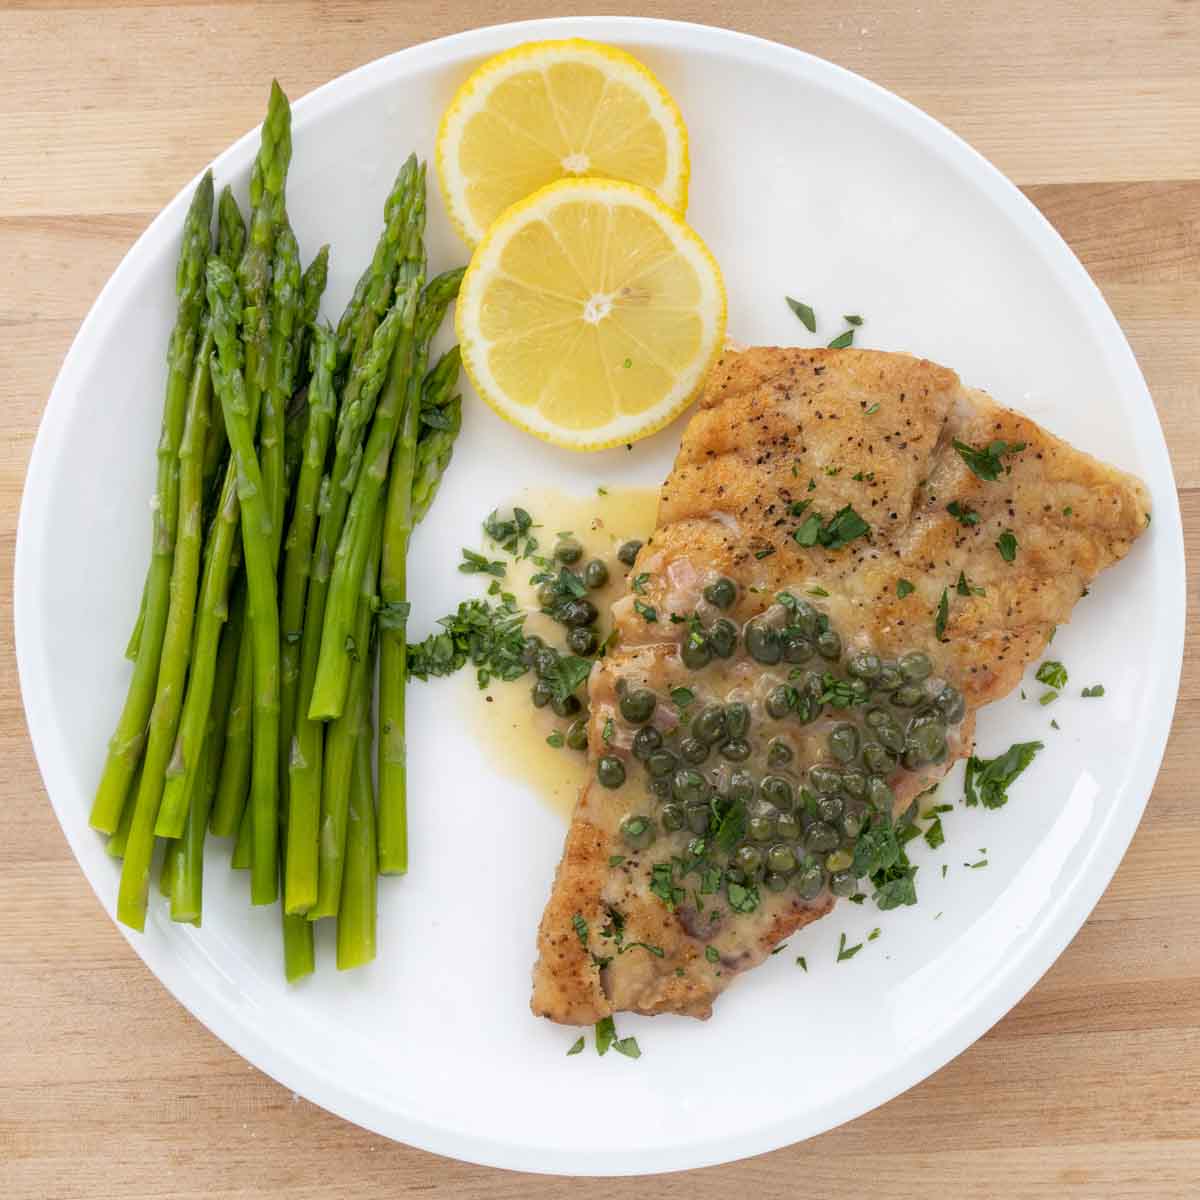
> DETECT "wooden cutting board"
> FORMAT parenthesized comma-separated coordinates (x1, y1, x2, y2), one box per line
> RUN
(1, 2, 1196, 1196)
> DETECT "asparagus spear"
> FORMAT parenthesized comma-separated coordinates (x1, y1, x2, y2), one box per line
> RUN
(307, 257, 426, 721)
(207, 258, 282, 906)
(310, 516, 382, 919)
(209, 624, 252, 837)
(104, 761, 141, 859)
(292, 246, 330, 390)
(231, 800, 252, 868)
(337, 664, 377, 971)
(263, 222, 301, 554)
(170, 586, 245, 923)
(115, 238, 216, 930)
(124, 583, 147, 662)
(377, 341, 463, 873)
(91, 171, 213, 836)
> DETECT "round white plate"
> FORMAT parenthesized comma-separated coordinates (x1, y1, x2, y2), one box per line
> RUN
(16, 16, 1186, 1176)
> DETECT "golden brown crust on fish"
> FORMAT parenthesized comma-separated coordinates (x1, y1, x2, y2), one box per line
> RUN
(531, 347, 1150, 1026)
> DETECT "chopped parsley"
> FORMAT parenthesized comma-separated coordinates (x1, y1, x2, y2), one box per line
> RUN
(633, 599, 658, 623)
(897, 578, 915, 599)
(1050, 719, 1061, 730)
(868, 928, 881, 942)
(619, 941, 664, 959)
(1036, 661, 1068, 689)
(947, 500, 981, 527)
(727, 882, 760, 914)
(571, 913, 588, 947)
(567, 1036, 585, 1056)
(705, 945, 720, 963)
(614, 1036, 642, 1059)
(953, 438, 1026, 481)
(670, 686, 695, 708)
(844, 314, 864, 326)
(650, 862, 684, 910)
(483, 507, 537, 558)
(458, 547, 505, 577)
(594, 1016, 616, 1056)
(602, 717, 615, 743)
(865, 402, 881, 415)
(608, 854, 626, 868)
(957, 570, 985, 597)
(543, 655, 592, 703)
(964, 741, 1044, 809)
(828, 328, 855, 349)
(924, 816, 945, 850)
(1082, 684, 1105, 698)
(836, 933, 863, 962)
(1039, 689, 1060, 708)
(631, 572, 650, 595)
(796, 956, 808, 971)
(935, 587, 949, 641)
(786, 296, 817, 332)
(793, 505, 871, 551)
(754, 546, 776, 560)
(546, 731, 565, 748)
(808, 586, 830, 597)
(996, 530, 1018, 562)
(1063, 505, 1073, 517)
(407, 594, 527, 688)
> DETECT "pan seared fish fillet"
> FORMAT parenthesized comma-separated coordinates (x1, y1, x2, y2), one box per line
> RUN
(532, 347, 1150, 1026)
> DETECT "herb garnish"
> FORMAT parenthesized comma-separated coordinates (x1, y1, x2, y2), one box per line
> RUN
(956, 571, 985, 597)
(567, 1036, 585, 1056)
(633, 599, 658, 623)
(1036, 661, 1068, 689)
(924, 817, 945, 850)
(650, 862, 684, 910)
(996, 530, 1018, 562)
(793, 505, 870, 550)
(897, 578, 915, 599)
(828, 329, 855, 349)
(608, 854, 626, 868)
(571, 913, 589, 948)
(546, 731, 565, 748)
(602, 717, 615, 743)
(786, 296, 817, 332)
(631, 572, 650, 594)
(953, 438, 1026, 481)
(483, 507, 538, 558)
(935, 588, 949, 640)
(1082, 684, 1105, 698)
(754, 546, 776, 560)
(595, 1016, 616, 1056)
(947, 500, 981, 527)
(670, 686, 695, 708)
(543, 655, 592, 703)
(865, 402, 881, 415)
(964, 741, 1044, 808)
(844, 314, 864, 326)
(836, 933, 863, 962)
(796, 956, 808, 971)
(727, 882, 760, 913)
(407, 595, 527, 688)
(705, 945, 720, 963)
(459, 548, 506, 577)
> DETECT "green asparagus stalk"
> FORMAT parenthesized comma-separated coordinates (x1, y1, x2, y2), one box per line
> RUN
(307, 259, 425, 722)
(280, 325, 338, 914)
(282, 871, 315, 981)
(115, 243, 216, 931)
(209, 623, 252, 837)
(105, 761, 141, 859)
(292, 246, 330, 390)
(263, 223, 301, 555)
(310, 517, 382, 919)
(207, 258, 282, 907)
(231, 800, 253, 868)
(337, 666, 377, 971)
(124, 583, 147, 662)
(377, 341, 463, 874)
(91, 171, 213, 836)
(170, 587, 245, 923)
(160, 838, 181, 898)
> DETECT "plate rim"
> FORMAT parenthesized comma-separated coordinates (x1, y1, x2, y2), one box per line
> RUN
(14, 14, 1187, 1176)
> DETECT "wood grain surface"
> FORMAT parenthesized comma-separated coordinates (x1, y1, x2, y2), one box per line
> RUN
(1, 3, 1196, 1196)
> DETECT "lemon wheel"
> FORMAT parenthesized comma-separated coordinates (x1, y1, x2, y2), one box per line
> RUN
(456, 178, 726, 451)
(437, 39, 690, 245)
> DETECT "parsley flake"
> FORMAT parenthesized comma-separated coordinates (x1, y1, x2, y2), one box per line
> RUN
(964, 741, 1044, 809)
(996, 529, 1018, 562)
(633, 599, 658, 623)
(796, 956, 808, 972)
(935, 588, 950, 641)
(567, 1036, 585, 1056)
(1082, 684, 1105, 698)
(571, 913, 588, 948)
(947, 500, 981, 527)
(786, 296, 817, 332)
(897, 578, 915, 599)
(953, 438, 1026, 481)
(837, 933, 863, 962)
(828, 329, 855, 349)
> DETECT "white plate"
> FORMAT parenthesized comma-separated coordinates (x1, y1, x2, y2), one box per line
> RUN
(15, 16, 1186, 1176)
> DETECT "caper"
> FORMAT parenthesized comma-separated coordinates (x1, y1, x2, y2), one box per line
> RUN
(787, 598, 821, 637)
(729, 770, 756, 805)
(649, 777, 671, 799)
(765, 871, 790, 893)
(703, 576, 737, 609)
(631, 726, 663, 760)
(724, 701, 751, 738)
(816, 793, 844, 823)
(555, 536, 583, 565)
(747, 811, 776, 842)
(865, 706, 906, 752)
(734, 845, 764, 879)
(583, 558, 609, 589)
(708, 619, 738, 658)
(761, 775, 795, 812)
(808, 765, 842, 796)
(825, 848, 854, 873)
(794, 863, 825, 900)
(783, 632, 815, 664)
(841, 807, 866, 840)
(520, 634, 545, 666)
(620, 813, 654, 847)
(841, 768, 866, 799)
(559, 598, 599, 628)
(536, 581, 560, 608)
(745, 618, 783, 665)
(565, 719, 589, 751)
(866, 775, 895, 811)
(776, 811, 801, 840)
(904, 721, 948, 767)
(685, 801, 710, 834)
(566, 626, 598, 655)
(679, 736, 709, 765)
(617, 539, 643, 566)
(875, 664, 903, 692)
(766, 844, 797, 874)
(766, 684, 795, 719)
(598, 755, 626, 789)
(816, 629, 843, 660)
(671, 768, 707, 804)
(531, 680, 553, 708)
(806, 821, 840, 853)
(681, 635, 712, 670)
(934, 684, 966, 724)
(720, 739, 751, 762)
(829, 870, 857, 897)
(534, 646, 559, 677)
(661, 803, 686, 832)
(847, 651, 882, 681)
(899, 650, 932, 681)
(692, 705, 728, 745)
(847, 678, 872, 704)
(551, 693, 582, 718)
(767, 737, 794, 768)
(791, 671, 823, 724)
(646, 749, 678, 779)
(861, 741, 897, 775)
(828, 722, 860, 763)
(619, 688, 657, 724)
(892, 683, 924, 709)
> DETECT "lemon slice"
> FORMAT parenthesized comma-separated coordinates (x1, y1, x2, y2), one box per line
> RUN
(437, 38, 690, 245)
(456, 177, 726, 451)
